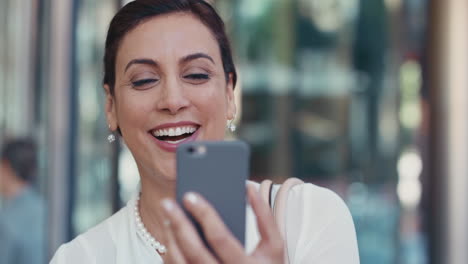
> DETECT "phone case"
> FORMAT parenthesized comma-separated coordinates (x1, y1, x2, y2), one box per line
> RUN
(176, 140, 250, 249)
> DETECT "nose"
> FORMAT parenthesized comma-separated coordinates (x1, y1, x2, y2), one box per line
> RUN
(156, 77, 190, 115)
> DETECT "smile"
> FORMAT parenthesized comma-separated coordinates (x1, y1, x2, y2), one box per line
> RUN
(149, 122, 200, 152)
(152, 125, 198, 143)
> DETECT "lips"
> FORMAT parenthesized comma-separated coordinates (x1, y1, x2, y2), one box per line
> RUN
(149, 122, 200, 152)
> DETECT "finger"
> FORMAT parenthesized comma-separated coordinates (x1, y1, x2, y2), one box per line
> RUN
(247, 184, 284, 257)
(161, 219, 186, 264)
(161, 198, 217, 264)
(183, 192, 246, 263)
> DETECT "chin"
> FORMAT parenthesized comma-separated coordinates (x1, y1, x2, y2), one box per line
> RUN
(155, 160, 177, 182)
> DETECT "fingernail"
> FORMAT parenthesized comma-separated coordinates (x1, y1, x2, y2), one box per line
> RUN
(161, 199, 174, 212)
(185, 192, 198, 205)
(163, 219, 171, 227)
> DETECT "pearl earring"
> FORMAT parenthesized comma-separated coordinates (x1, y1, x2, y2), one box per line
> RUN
(227, 118, 236, 132)
(107, 124, 116, 143)
(107, 133, 116, 143)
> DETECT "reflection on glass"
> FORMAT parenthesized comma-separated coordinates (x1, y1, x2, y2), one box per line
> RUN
(73, 0, 117, 235)
(217, 0, 428, 263)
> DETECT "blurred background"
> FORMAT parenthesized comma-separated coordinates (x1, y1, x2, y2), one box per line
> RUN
(1, 0, 467, 263)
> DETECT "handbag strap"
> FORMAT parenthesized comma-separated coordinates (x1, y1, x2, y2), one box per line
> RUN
(272, 178, 304, 239)
(259, 179, 273, 207)
(259, 178, 304, 264)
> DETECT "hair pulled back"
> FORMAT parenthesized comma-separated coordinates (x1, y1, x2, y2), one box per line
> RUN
(103, 0, 237, 95)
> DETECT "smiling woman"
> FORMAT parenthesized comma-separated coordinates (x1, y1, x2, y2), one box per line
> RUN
(106, 12, 235, 183)
(50, 0, 359, 263)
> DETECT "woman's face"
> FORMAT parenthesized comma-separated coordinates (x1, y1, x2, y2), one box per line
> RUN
(105, 13, 236, 181)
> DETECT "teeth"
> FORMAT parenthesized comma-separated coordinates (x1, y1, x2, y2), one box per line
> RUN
(152, 125, 198, 138)
(165, 138, 186, 144)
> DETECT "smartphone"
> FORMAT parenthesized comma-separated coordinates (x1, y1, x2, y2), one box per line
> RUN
(176, 140, 250, 250)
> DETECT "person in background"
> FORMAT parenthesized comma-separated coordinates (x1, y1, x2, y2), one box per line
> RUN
(0, 138, 45, 264)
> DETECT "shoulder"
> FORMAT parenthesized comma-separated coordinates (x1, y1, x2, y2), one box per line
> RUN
(277, 182, 355, 232)
(288, 183, 350, 216)
(283, 183, 360, 263)
(50, 207, 128, 264)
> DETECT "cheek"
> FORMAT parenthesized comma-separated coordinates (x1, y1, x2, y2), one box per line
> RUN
(116, 93, 152, 125)
(193, 85, 229, 134)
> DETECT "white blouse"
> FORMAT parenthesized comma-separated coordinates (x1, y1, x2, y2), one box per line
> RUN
(50, 182, 360, 263)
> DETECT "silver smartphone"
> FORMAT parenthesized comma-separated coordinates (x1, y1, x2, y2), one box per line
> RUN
(176, 140, 250, 250)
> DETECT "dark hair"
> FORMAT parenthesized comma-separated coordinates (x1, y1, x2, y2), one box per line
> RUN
(1, 138, 37, 182)
(103, 0, 237, 95)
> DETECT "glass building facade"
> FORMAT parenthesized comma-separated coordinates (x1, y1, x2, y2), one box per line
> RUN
(2, 0, 467, 263)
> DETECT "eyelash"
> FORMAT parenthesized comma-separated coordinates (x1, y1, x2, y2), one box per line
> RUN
(184, 73, 210, 80)
(130, 73, 210, 89)
(131, 78, 158, 88)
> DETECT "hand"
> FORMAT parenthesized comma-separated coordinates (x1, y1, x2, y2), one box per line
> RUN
(160, 183, 284, 264)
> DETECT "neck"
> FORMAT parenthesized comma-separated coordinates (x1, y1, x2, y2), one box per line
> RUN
(138, 174, 176, 245)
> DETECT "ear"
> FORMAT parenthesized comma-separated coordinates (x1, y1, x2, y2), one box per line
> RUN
(226, 73, 237, 120)
(104, 84, 118, 131)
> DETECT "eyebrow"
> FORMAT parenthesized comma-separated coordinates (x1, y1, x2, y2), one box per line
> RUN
(124, 58, 158, 73)
(180, 52, 215, 65)
(124, 52, 215, 73)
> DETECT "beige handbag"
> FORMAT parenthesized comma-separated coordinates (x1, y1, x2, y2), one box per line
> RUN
(259, 177, 304, 264)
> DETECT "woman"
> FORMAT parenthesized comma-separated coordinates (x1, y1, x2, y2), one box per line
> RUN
(51, 0, 359, 263)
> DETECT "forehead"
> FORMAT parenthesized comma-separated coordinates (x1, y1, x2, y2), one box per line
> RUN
(116, 13, 221, 67)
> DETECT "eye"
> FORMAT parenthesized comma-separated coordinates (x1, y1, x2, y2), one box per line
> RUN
(183, 73, 210, 84)
(131, 78, 159, 90)
(185, 73, 209, 80)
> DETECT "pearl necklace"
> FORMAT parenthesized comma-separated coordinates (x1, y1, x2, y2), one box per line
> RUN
(134, 195, 167, 255)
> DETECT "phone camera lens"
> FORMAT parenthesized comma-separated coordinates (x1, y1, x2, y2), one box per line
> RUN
(186, 145, 206, 157)
(187, 146, 195, 153)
